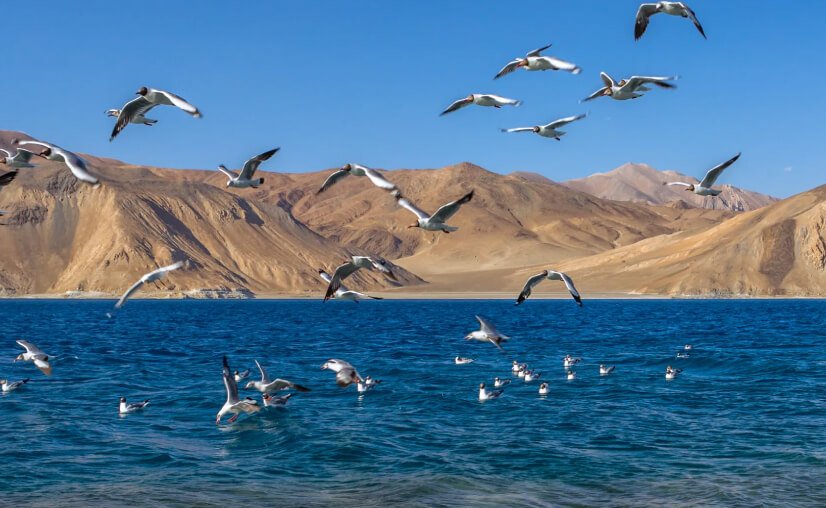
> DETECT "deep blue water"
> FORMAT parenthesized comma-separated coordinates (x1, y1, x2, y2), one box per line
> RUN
(1, 299, 825, 507)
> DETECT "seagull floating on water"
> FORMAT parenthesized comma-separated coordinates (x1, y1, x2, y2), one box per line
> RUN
(516, 270, 582, 306)
(317, 163, 398, 194)
(635, 2, 705, 41)
(478, 382, 503, 401)
(318, 270, 383, 303)
(14, 340, 52, 376)
(502, 113, 587, 141)
(465, 315, 510, 351)
(684, 344, 693, 350)
(218, 148, 279, 189)
(566, 370, 576, 381)
(494, 377, 511, 388)
(0, 378, 29, 393)
(321, 359, 362, 387)
(245, 359, 311, 394)
(600, 365, 616, 376)
(665, 153, 741, 197)
(524, 369, 541, 383)
(217, 356, 261, 424)
(110, 86, 202, 141)
(14, 139, 99, 186)
(455, 356, 474, 365)
(538, 383, 549, 395)
(322, 256, 395, 302)
(113, 261, 185, 311)
(563, 355, 582, 369)
(583, 73, 677, 102)
(395, 190, 473, 233)
(119, 397, 149, 414)
(440, 94, 521, 116)
(0, 148, 36, 169)
(666, 366, 682, 380)
(511, 361, 521, 373)
(494, 43, 582, 79)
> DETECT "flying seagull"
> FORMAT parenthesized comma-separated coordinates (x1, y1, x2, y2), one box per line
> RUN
(245, 359, 311, 394)
(317, 163, 397, 194)
(113, 261, 185, 311)
(0, 148, 36, 169)
(217, 356, 261, 424)
(321, 359, 362, 388)
(635, 2, 705, 41)
(501, 113, 587, 140)
(516, 270, 582, 306)
(465, 315, 510, 351)
(322, 256, 396, 302)
(318, 270, 383, 302)
(110, 86, 202, 141)
(665, 153, 742, 196)
(14, 340, 52, 376)
(394, 190, 474, 233)
(583, 73, 677, 102)
(440, 94, 521, 116)
(218, 148, 279, 189)
(495, 43, 581, 79)
(119, 397, 150, 414)
(105, 108, 157, 127)
(14, 139, 99, 186)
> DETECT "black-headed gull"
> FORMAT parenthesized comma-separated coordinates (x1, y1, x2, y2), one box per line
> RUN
(495, 43, 581, 79)
(566, 370, 576, 381)
(600, 365, 616, 376)
(0, 378, 29, 393)
(322, 256, 395, 302)
(465, 315, 510, 351)
(14, 139, 99, 186)
(494, 377, 511, 388)
(538, 383, 549, 395)
(635, 2, 705, 41)
(516, 269, 582, 306)
(394, 190, 473, 233)
(110, 86, 202, 141)
(217, 356, 261, 424)
(234, 369, 250, 383)
(14, 340, 52, 376)
(478, 382, 503, 401)
(245, 359, 311, 394)
(317, 163, 398, 194)
(321, 359, 362, 387)
(318, 270, 383, 303)
(218, 148, 279, 189)
(119, 397, 149, 414)
(440, 94, 521, 116)
(583, 73, 677, 102)
(455, 356, 474, 365)
(665, 153, 741, 197)
(666, 366, 682, 380)
(1, 147, 36, 169)
(563, 355, 582, 368)
(262, 393, 294, 407)
(501, 114, 587, 141)
(113, 261, 185, 311)
(524, 369, 541, 382)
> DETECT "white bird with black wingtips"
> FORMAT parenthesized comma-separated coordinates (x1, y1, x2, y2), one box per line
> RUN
(516, 269, 582, 306)
(112, 261, 185, 311)
(635, 2, 706, 41)
(14, 139, 99, 186)
(502, 113, 587, 141)
(321, 359, 362, 388)
(478, 382, 503, 401)
(494, 43, 581, 79)
(583, 73, 677, 102)
(316, 163, 398, 194)
(600, 365, 616, 376)
(665, 153, 741, 197)
(14, 340, 52, 376)
(110, 86, 201, 141)
(119, 397, 149, 414)
(394, 190, 474, 233)
(216, 356, 261, 424)
(1, 378, 29, 393)
(440, 94, 521, 116)
(465, 315, 510, 351)
(322, 256, 396, 302)
(245, 359, 311, 394)
(218, 148, 279, 189)
(318, 270, 383, 303)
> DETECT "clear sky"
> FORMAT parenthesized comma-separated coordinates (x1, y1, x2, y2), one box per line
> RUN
(6, 1, 824, 197)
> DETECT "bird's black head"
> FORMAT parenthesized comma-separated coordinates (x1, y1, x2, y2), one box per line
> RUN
(119, 397, 126, 403)
(136, 86, 149, 96)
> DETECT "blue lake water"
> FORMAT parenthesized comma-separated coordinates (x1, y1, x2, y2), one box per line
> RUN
(1, 299, 825, 507)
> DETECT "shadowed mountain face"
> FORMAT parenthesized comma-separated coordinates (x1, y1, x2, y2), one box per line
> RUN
(0, 130, 819, 297)
(564, 163, 778, 212)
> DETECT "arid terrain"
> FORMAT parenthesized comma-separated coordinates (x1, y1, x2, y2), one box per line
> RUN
(1, 130, 822, 299)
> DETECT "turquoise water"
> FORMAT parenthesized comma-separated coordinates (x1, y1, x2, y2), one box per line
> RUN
(1, 299, 824, 507)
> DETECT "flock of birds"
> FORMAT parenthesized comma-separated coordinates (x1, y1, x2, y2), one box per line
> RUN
(1, 3, 730, 418)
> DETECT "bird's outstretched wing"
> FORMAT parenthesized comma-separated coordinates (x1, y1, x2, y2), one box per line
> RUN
(634, 3, 660, 40)
(501, 127, 535, 134)
(217, 165, 238, 179)
(699, 153, 741, 188)
(683, 4, 706, 39)
(223, 356, 239, 403)
(430, 191, 474, 223)
(114, 279, 145, 310)
(361, 167, 397, 191)
(440, 96, 473, 116)
(582, 87, 608, 102)
(0, 170, 18, 187)
(515, 271, 548, 305)
(494, 59, 522, 80)
(316, 168, 348, 194)
(111, 96, 156, 141)
(324, 261, 360, 301)
(526, 43, 552, 57)
(240, 148, 279, 180)
(625, 76, 678, 90)
(546, 113, 587, 129)
(156, 89, 202, 117)
(255, 359, 270, 383)
(548, 270, 583, 306)
(394, 194, 430, 220)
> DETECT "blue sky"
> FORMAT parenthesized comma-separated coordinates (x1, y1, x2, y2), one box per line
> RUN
(6, 1, 824, 197)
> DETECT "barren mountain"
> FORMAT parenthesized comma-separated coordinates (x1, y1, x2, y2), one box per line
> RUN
(564, 163, 777, 212)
